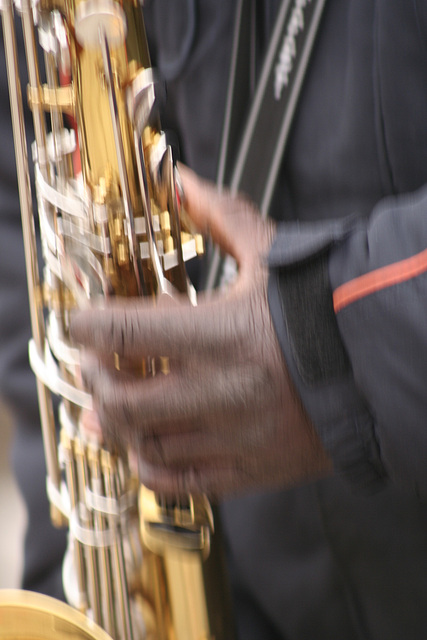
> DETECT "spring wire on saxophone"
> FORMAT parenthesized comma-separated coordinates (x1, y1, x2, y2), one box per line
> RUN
(0, 0, 235, 638)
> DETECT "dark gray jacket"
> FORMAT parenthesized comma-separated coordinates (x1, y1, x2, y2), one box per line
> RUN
(145, 1, 427, 638)
(2, 1, 427, 638)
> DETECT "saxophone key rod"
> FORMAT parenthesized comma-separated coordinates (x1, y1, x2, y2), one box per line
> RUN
(0, 0, 63, 521)
(89, 446, 116, 637)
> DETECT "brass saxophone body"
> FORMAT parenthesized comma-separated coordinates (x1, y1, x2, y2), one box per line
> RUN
(0, 0, 234, 638)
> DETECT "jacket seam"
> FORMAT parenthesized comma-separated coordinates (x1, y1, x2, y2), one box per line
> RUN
(372, 2, 396, 196)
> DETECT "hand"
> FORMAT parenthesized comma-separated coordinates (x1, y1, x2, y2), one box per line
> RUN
(70, 166, 332, 499)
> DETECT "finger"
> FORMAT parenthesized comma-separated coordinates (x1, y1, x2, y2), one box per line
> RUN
(178, 164, 274, 263)
(84, 363, 259, 441)
(79, 408, 103, 444)
(70, 294, 247, 361)
(178, 164, 251, 264)
(138, 460, 258, 501)
(138, 431, 240, 468)
(178, 165, 235, 248)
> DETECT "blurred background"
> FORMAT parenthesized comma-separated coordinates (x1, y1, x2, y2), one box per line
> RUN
(0, 400, 26, 589)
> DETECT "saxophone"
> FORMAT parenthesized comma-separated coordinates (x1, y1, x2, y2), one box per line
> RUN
(0, 0, 235, 638)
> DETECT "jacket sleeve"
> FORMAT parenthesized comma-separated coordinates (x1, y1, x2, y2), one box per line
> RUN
(268, 185, 427, 497)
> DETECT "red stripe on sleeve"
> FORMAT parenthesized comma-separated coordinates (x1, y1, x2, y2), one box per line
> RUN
(333, 247, 427, 313)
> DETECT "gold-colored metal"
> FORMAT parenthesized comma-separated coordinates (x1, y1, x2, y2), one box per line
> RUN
(0, 590, 113, 640)
(27, 84, 75, 113)
(0, 0, 234, 638)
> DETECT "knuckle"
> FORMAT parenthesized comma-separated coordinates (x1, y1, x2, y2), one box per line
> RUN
(110, 308, 128, 356)
(139, 436, 166, 467)
(95, 375, 127, 434)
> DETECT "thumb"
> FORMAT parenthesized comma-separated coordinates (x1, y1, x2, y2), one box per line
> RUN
(178, 164, 245, 264)
(178, 164, 275, 265)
